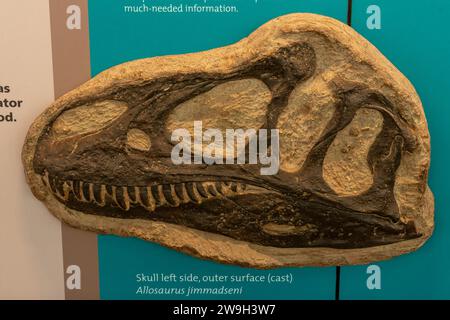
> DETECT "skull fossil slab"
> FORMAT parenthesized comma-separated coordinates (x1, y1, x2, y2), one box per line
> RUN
(22, 14, 434, 268)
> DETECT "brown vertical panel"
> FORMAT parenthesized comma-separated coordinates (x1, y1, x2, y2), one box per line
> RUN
(49, 0, 99, 300)
(50, 0, 91, 96)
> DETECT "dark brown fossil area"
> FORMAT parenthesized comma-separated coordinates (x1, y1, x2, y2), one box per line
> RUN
(23, 14, 433, 267)
(33, 42, 419, 249)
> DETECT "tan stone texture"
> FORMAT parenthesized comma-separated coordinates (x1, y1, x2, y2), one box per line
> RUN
(22, 14, 433, 268)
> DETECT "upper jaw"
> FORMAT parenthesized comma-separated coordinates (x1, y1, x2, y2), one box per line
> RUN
(38, 168, 275, 213)
(33, 145, 281, 186)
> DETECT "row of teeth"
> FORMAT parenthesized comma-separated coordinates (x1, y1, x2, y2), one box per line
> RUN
(40, 171, 247, 212)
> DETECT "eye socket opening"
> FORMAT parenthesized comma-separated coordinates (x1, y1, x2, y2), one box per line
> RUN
(126, 128, 151, 152)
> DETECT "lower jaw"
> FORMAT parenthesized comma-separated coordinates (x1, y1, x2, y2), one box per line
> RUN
(38, 171, 419, 249)
(39, 183, 433, 268)
(47, 191, 418, 250)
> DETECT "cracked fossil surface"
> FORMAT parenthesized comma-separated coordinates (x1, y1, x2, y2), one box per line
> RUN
(22, 14, 434, 268)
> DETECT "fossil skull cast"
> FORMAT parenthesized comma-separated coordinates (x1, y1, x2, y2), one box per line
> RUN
(22, 14, 433, 268)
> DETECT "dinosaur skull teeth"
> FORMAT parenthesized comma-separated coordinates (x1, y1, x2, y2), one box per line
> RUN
(40, 170, 247, 212)
(21, 14, 434, 267)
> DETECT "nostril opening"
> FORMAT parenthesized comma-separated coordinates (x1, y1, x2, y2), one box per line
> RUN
(51, 100, 128, 140)
(126, 128, 151, 152)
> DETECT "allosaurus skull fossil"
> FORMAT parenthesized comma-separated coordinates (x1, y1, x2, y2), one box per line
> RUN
(22, 14, 434, 268)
